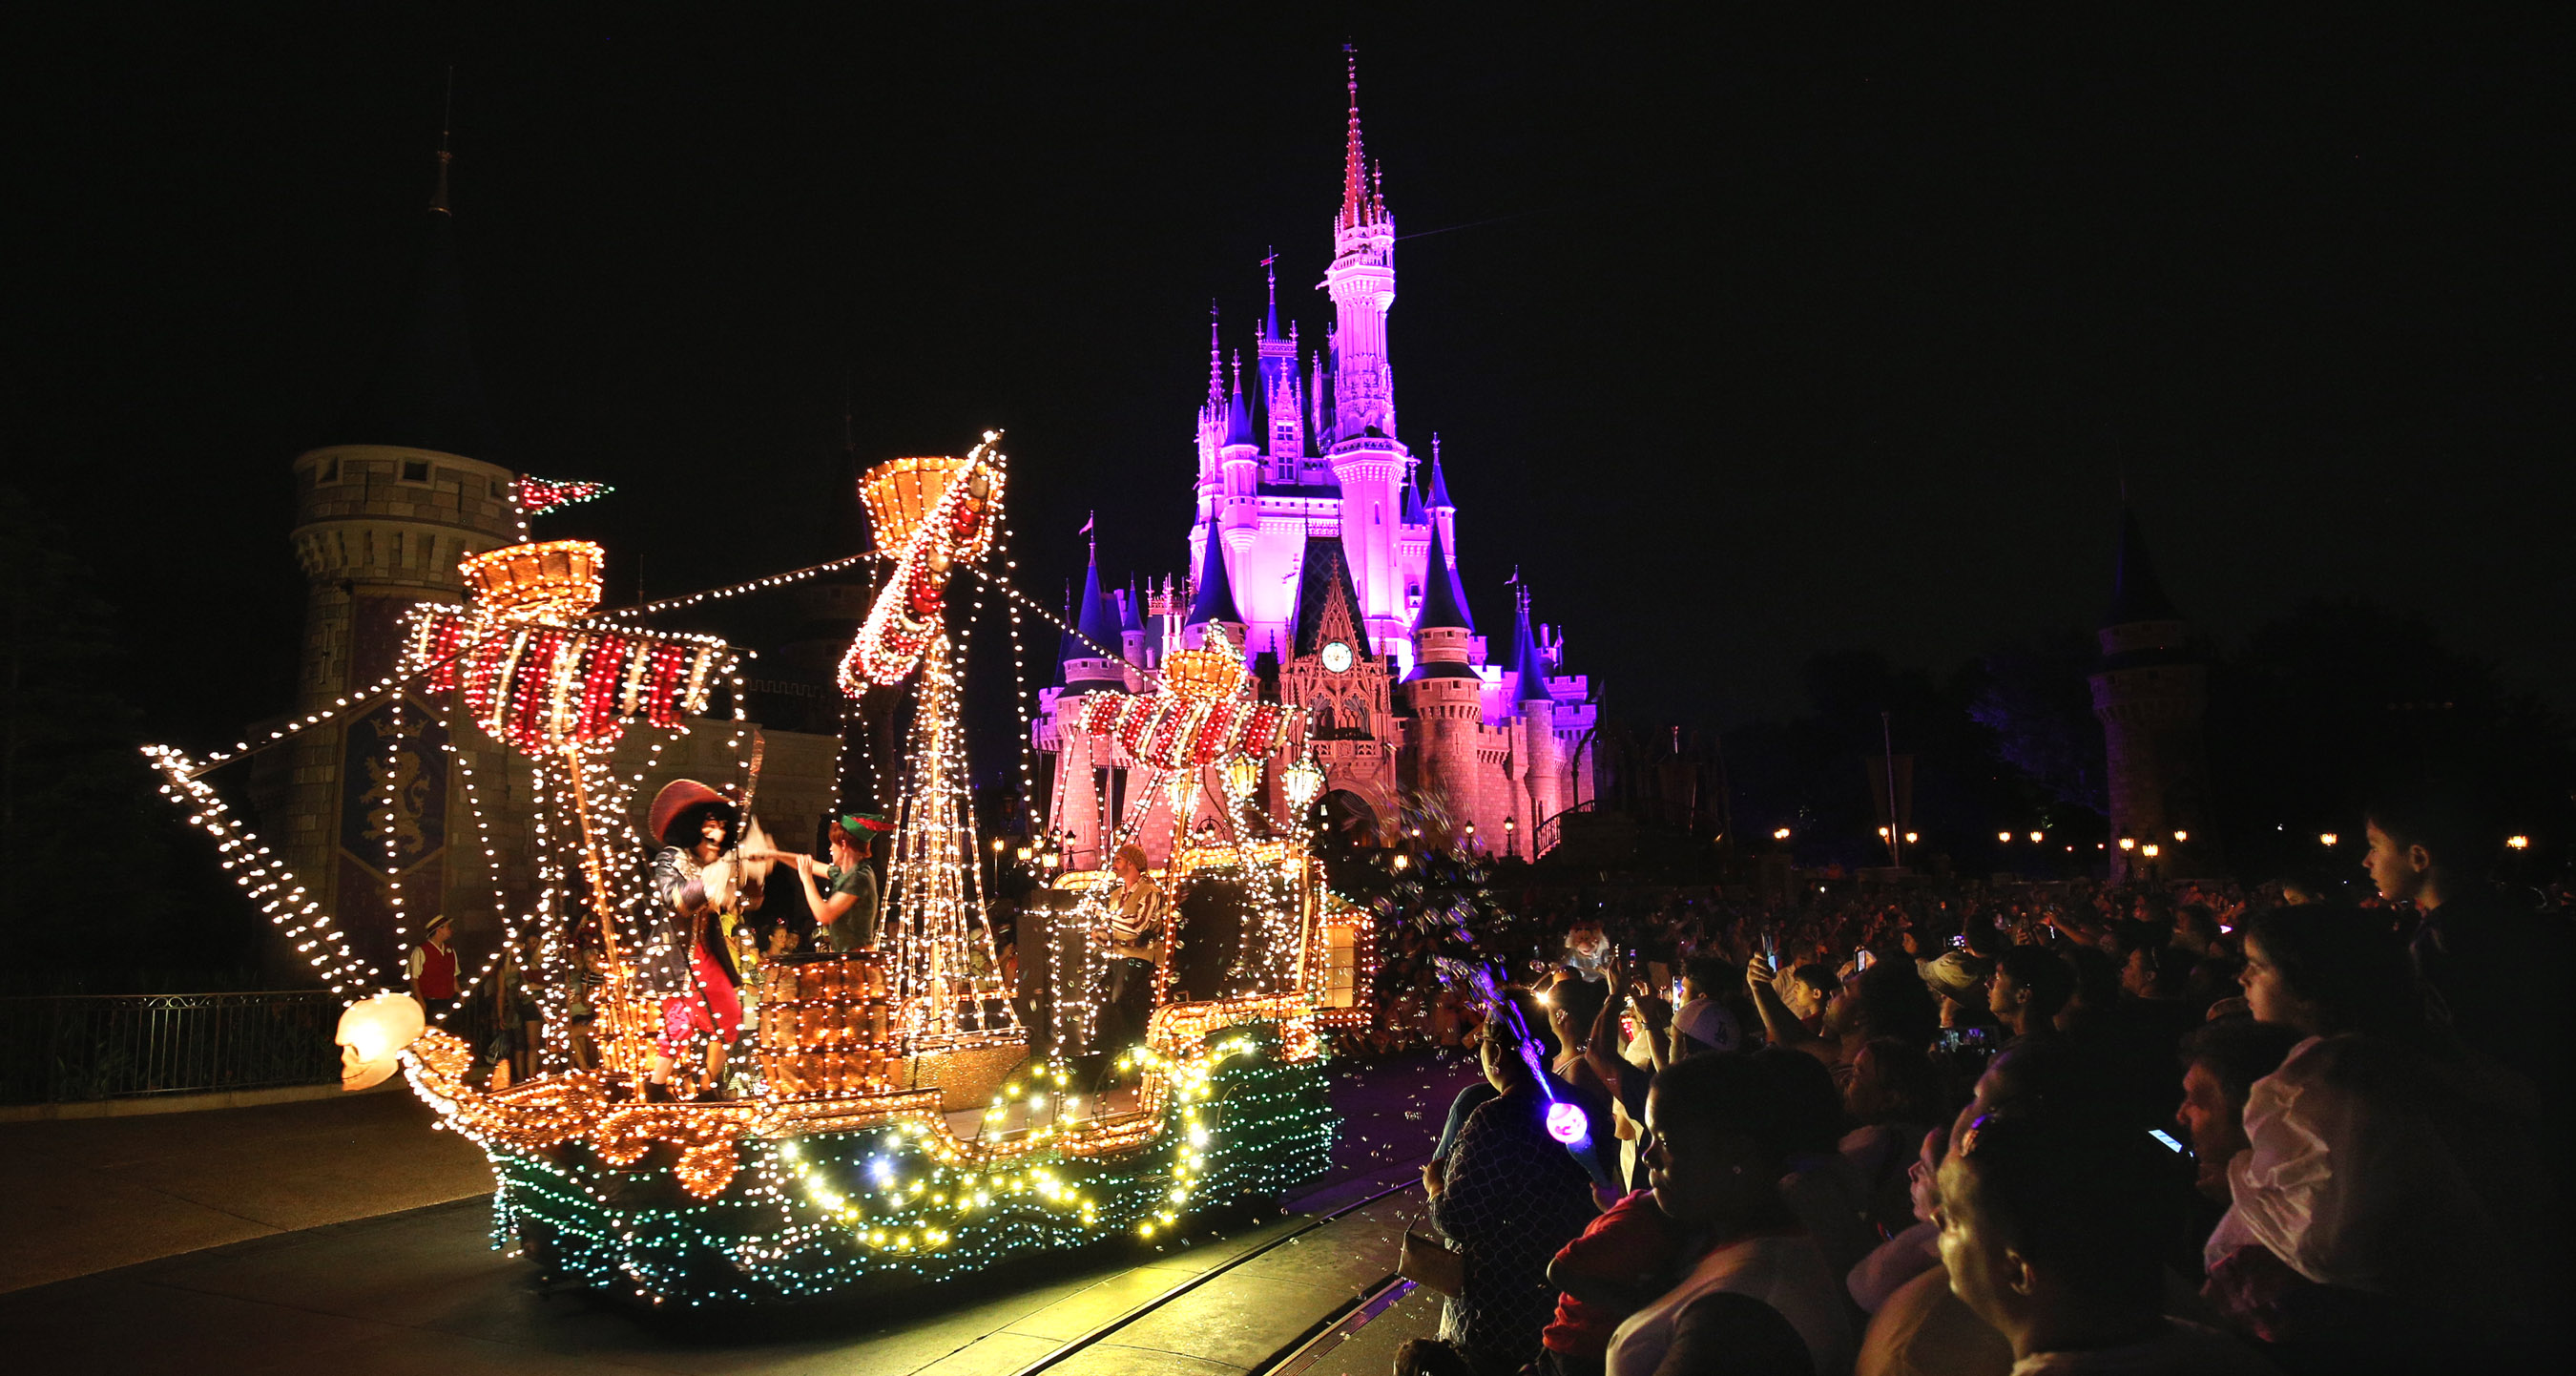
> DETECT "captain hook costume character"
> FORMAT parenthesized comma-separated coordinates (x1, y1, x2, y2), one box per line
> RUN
(641, 779, 749, 1101)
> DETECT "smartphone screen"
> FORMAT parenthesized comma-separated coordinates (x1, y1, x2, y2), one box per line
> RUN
(2148, 1129, 2187, 1155)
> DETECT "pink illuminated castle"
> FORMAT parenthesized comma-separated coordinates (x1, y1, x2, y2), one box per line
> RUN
(1036, 57, 1598, 869)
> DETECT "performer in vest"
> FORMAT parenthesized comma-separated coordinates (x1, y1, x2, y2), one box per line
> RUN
(773, 812, 891, 951)
(1096, 844, 1168, 1053)
(642, 780, 748, 1102)
(405, 913, 459, 1021)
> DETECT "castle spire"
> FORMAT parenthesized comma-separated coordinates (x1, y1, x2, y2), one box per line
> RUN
(1222, 351, 1255, 448)
(1263, 246, 1281, 340)
(1414, 521, 1474, 635)
(1186, 524, 1244, 629)
(1510, 584, 1551, 702)
(1426, 436, 1454, 510)
(1206, 302, 1224, 407)
(2104, 503, 2181, 626)
(1338, 45, 1378, 233)
(1073, 539, 1118, 655)
(325, 111, 498, 460)
(430, 69, 454, 215)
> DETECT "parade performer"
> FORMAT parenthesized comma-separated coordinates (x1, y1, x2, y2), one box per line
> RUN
(774, 812, 891, 952)
(642, 780, 747, 1101)
(1096, 844, 1168, 1051)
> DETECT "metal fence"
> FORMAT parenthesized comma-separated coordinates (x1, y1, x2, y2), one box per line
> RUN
(0, 991, 342, 1105)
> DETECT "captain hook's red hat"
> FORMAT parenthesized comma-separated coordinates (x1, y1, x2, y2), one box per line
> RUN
(648, 779, 738, 847)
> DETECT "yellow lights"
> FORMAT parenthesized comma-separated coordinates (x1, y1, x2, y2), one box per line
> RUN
(2506, 834, 2531, 850)
(1902, 831, 1918, 844)
(1876, 825, 1889, 839)
(859, 455, 989, 553)
(458, 539, 606, 625)
(1162, 643, 1246, 700)
(2172, 830, 2189, 843)
(2319, 832, 2339, 847)
(1998, 830, 2013, 844)
(1773, 827, 1792, 841)
(2141, 844, 2161, 858)
(2118, 837, 2137, 851)
(1280, 751, 1325, 815)
(992, 837, 1007, 853)
(2027, 831, 2043, 844)
(1222, 752, 1263, 805)
(1390, 852, 1408, 870)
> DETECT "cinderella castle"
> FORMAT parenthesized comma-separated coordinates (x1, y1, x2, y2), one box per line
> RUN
(1036, 60, 1598, 869)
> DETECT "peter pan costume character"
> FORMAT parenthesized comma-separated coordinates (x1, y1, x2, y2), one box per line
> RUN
(782, 812, 891, 952)
(642, 779, 748, 1100)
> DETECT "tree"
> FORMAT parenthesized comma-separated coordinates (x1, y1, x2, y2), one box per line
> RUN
(1968, 630, 2109, 818)
(2209, 598, 2573, 879)
(0, 486, 261, 990)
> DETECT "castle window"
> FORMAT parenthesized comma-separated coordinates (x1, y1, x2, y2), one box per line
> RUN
(401, 460, 430, 484)
(490, 478, 507, 498)
(319, 457, 340, 484)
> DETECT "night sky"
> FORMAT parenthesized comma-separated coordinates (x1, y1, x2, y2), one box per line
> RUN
(11, 6, 2567, 755)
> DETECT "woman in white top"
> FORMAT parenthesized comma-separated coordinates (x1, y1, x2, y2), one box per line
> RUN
(1610, 1050, 1858, 1376)
(2204, 903, 2549, 1369)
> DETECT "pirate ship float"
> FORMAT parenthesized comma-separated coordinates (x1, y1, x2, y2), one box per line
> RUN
(148, 434, 1368, 1307)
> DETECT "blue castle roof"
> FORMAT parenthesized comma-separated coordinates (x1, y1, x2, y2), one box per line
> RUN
(1067, 552, 1118, 660)
(1186, 528, 1243, 627)
(1414, 523, 1474, 636)
(1510, 595, 1552, 702)
(2104, 505, 2182, 627)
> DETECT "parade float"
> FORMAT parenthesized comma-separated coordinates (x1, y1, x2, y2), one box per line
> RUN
(146, 433, 1371, 1308)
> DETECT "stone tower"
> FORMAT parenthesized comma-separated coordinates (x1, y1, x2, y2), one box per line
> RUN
(258, 144, 518, 973)
(1399, 523, 1481, 842)
(2088, 506, 2216, 880)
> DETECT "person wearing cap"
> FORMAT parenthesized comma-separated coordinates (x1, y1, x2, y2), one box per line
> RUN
(777, 813, 888, 952)
(405, 913, 459, 1021)
(643, 779, 748, 1101)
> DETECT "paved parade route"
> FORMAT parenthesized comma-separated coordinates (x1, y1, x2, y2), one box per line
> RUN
(0, 1051, 1475, 1374)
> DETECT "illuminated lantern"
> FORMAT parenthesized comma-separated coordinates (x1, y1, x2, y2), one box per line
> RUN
(1281, 751, 1325, 815)
(1166, 770, 1198, 825)
(841, 443, 1008, 692)
(337, 991, 426, 1092)
(459, 540, 605, 626)
(1222, 753, 1263, 807)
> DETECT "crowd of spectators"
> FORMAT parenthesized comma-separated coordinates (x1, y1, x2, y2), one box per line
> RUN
(1387, 788, 2568, 1376)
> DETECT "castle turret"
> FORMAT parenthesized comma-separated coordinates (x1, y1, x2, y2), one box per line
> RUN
(1257, 259, 1306, 475)
(1184, 520, 1247, 650)
(1118, 576, 1149, 690)
(1400, 525, 1485, 846)
(1043, 546, 1127, 872)
(1059, 544, 1125, 695)
(1424, 439, 1457, 557)
(2088, 505, 2216, 880)
(1509, 589, 1565, 857)
(266, 136, 520, 974)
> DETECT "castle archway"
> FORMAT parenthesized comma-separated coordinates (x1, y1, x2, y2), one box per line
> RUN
(1320, 788, 1381, 845)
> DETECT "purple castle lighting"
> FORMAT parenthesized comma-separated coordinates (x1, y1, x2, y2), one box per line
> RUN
(1036, 54, 1599, 869)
